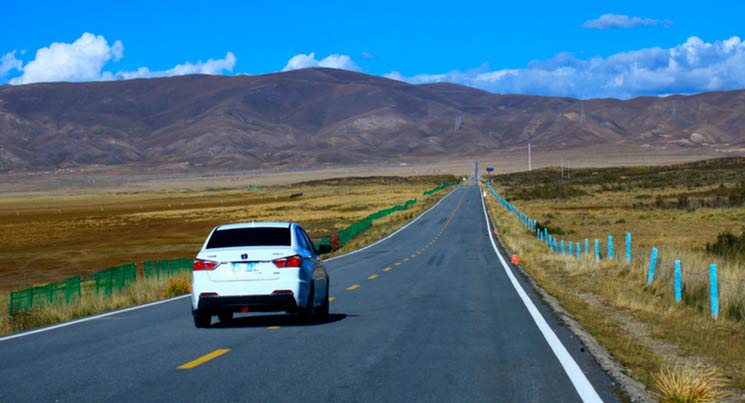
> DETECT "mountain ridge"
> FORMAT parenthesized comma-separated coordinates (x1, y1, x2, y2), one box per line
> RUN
(1, 68, 744, 172)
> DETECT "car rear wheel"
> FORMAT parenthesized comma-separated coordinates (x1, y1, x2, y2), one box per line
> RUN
(218, 312, 233, 323)
(194, 313, 211, 328)
(317, 281, 330, 320)
(298, 286, 315, 323)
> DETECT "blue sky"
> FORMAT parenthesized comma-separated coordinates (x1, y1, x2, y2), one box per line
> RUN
(0, 0, 741, 99)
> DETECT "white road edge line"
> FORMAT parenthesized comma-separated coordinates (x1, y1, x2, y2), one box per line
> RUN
(479, 184, 604, 403)
(1, 187, 459, 342)
(325, 186, 459, 262)
(0, 295, 190, 342)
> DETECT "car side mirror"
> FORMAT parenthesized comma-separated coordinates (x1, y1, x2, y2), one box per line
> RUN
(317, 244, 332, 255)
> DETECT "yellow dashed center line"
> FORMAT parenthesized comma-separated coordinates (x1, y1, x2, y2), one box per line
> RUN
(329, 297, 336, 302)
(267, 326, 281, 330)
(394, 262, 402, 266)
(383, 267, 392, 272)
(347, 284, 360, 291)
(410, 254, 416, 258)
(177, 349, 231, 369)
(368, 274, 379, 280)
(403, 258, 409, 262)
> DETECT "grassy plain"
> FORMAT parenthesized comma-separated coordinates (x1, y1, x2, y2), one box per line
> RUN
(0, 174, 458, 334)
(485, 157, 745, 401)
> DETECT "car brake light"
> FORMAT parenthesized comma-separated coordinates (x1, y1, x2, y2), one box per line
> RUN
(273, 255, 303, 268)
(200, 292, 218, 297)
(272, 290, 294, 295)
(193, 259, 219, 271)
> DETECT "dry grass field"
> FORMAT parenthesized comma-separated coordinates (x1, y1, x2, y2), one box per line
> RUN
(485, 157, 745, 401)
(0, 175, 457, 290)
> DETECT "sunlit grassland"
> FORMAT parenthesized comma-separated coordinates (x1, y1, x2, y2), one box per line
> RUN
(0, 175, 458, 335)
(484, 158, 745, 399)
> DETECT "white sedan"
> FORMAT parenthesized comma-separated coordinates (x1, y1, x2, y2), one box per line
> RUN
(191, 222, 331, 328)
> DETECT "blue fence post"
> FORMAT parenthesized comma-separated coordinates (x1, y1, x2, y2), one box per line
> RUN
(585, 238, 589, 255)
(625, 233, 632, 264)
(710, 264, 719, 319)
(674, 260, 682, 303)
(569, 241, 573, 258)
(553, 238, 558, 253)
(561, 240, 565, 256)
(608, 235, 614, 260)
(647, 248, 658, 284)
(576, 242, 580, 260)
(594, 239, 600, 262)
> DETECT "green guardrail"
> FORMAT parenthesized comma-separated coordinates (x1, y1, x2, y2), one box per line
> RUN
(8, 276, 81, 315)
(423, 181, 460, 196)
(95, 264, 137, 297)
(313, 181, 461, 252)
(8, 263, 138, 316)
(144, 259, 193, 279)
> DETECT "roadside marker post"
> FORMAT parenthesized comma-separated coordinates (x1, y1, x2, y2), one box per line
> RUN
(710, 264, 719, 319)
(569, 241, 573, 258)
(576, 242, 580, 260)
(561, 240, 565, 256)
(647, 248, 658, 284)
(608, 235, 613, 260)
(625, 233, 632, 264)
(585, 238, 589, 255)
(594, 239, 600, 262)
(674, 260, 682, 303)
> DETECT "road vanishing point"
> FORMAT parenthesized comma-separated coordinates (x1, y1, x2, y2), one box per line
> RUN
(0, 185, 623, 402)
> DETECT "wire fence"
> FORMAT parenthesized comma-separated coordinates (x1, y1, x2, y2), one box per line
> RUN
(484, 180, 745, 320)
(7, 259, 188, 316)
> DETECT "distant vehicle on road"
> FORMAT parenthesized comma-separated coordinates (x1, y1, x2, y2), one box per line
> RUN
(191, 222, 331, 328)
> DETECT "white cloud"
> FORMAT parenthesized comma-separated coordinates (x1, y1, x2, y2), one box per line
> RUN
(0, 50, 23, 77)
(385, 36, 745, 99)
(582, 13, 671, 29)
(10, 33, 124, 85)
(282, 52, 360, 72)
(5, 33, 237, 85)
(115, 52, 237, 79)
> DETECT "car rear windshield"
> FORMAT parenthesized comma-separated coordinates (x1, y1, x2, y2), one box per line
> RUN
(206, 227, 291, 249)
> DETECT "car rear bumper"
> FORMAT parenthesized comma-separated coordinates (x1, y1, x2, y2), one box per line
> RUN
(194, 294, 298, 315)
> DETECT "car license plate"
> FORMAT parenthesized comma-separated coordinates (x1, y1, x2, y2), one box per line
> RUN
(232, 262, 259, 273)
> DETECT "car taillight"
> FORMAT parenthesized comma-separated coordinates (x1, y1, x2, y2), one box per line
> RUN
(273, 255, 303, 268)
(193, 259, 219, 271)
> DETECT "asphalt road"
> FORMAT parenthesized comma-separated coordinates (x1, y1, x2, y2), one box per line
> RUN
(0, 184, 624, 403)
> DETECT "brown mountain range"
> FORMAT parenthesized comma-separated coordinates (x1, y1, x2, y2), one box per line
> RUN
(1, 67, 744, 172)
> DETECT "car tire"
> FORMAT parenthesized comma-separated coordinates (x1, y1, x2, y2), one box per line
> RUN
(194, 313, 211, 328)
(218, 312, 233, 323)
(298, 286, 315, 323)
(317, 281, 330, 321)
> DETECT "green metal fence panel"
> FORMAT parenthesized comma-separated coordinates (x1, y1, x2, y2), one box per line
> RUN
(95, 264, 137, 296)
(144, 259, 192, 279)
(65, 276, 81, 303)
(423, 181, 460, 196)
(8, 288, 32, 315)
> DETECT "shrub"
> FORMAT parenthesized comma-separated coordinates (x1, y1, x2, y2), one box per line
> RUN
(162, 278, 191, 298)
(706, 229, 745, 261)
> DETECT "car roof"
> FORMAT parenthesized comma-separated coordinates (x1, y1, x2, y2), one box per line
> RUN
(215, 222, 294, 231)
